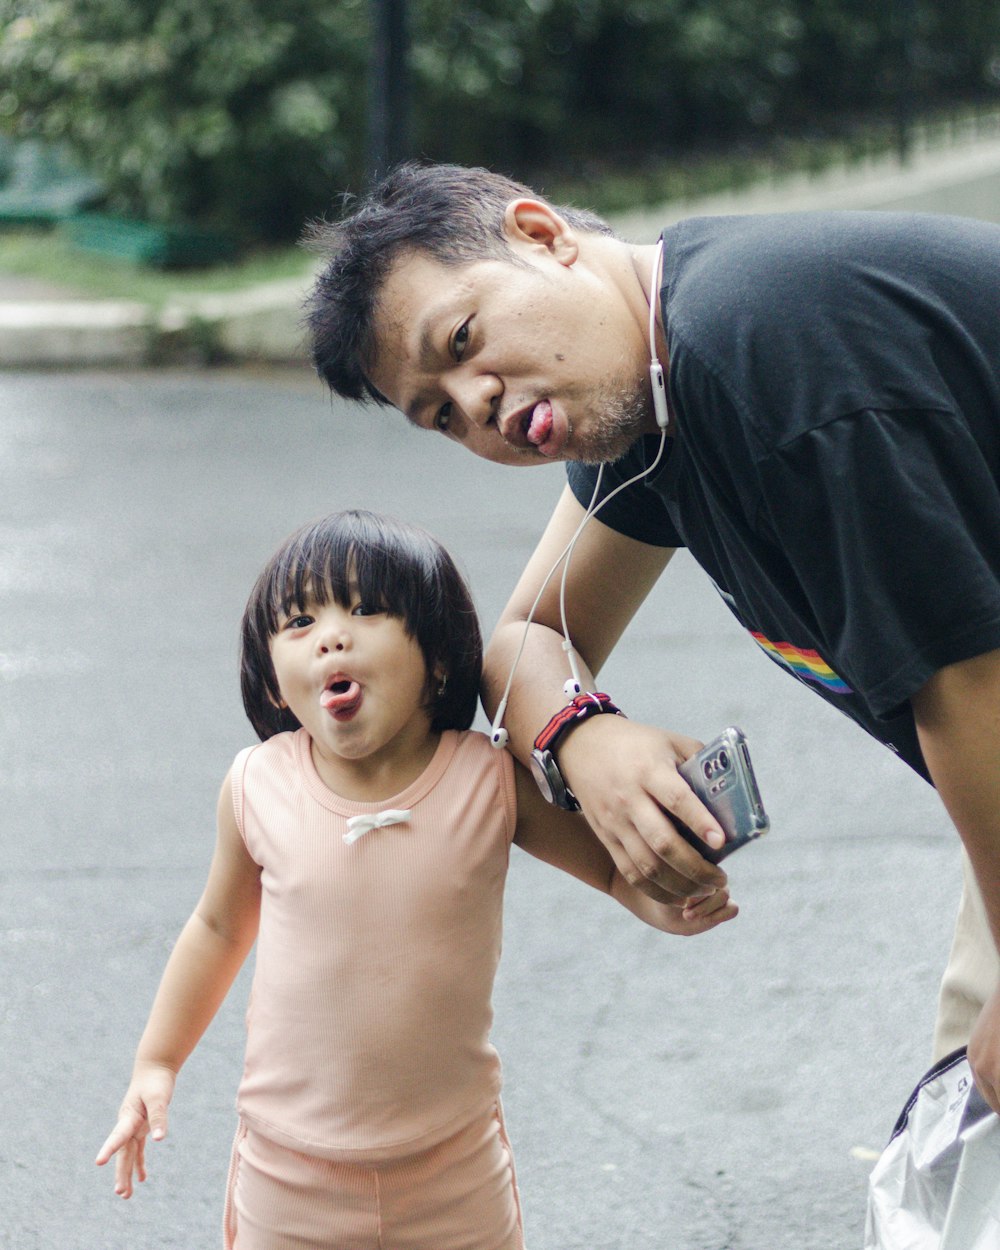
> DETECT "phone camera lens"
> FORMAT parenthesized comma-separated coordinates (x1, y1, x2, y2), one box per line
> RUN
(718, 750, 730, 769)
(703, 761, 713, 779)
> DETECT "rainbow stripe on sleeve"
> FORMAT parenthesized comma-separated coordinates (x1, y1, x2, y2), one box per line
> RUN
(750, 631, 853, 694)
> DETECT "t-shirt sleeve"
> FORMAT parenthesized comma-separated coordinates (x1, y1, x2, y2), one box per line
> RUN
(566, 440, 683, 547)
(758, 408, 1000, 717)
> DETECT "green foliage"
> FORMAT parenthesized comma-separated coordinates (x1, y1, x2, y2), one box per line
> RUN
(409, 0, 1000, 174)
(0, 0, 369, 241)
(2, 0, 1000, 244)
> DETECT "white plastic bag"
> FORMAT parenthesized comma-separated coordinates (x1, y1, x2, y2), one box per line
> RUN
(865, 1048, 1000, 1250)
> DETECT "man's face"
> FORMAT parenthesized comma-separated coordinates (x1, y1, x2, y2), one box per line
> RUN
(365, 233, 655, 467)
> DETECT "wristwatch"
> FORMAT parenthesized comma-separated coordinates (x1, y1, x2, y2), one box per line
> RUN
(529, 692, 623, 810)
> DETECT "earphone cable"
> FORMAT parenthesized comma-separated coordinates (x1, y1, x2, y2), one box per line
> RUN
(491, 236, 668, 744)
(558, 235, 668, 685)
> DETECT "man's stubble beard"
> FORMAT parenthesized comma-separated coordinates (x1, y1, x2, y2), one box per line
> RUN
(567, 372, 654, 466)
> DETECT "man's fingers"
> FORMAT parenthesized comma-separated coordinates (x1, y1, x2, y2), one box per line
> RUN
(968, 1048, 1000, 1114)
(624, 795, 729, 893)
(969, 1061, 1000, 1115)
(654, 765, 729, 852)
(966, 990, 1000, 1114)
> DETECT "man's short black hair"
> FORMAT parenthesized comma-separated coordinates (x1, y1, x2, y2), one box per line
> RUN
(304, 161, 614, 404)
(240, 509, 482, 741)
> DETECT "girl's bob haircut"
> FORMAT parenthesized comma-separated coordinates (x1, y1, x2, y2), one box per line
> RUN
(240, 510, 483, 742)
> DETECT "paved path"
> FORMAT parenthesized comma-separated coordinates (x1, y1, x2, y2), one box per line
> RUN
(0, 369, 958, 1250)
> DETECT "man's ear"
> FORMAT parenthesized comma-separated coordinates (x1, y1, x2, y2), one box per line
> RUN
(502, 198, 579, 265)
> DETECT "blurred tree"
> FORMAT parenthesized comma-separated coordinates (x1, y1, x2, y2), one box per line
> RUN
(2, 0, 999, 244)
(0, 0, 369, 241)
(410, 0, 1000, 176)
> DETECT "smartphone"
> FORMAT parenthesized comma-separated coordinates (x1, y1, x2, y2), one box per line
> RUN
(676, 726, 769, 863)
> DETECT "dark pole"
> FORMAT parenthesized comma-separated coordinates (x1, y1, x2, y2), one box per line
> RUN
(368, 0, 411, 183)
(892, 0, 917, 164)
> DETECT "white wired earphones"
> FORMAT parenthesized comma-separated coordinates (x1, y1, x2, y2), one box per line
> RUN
(490, 237, 669, 747)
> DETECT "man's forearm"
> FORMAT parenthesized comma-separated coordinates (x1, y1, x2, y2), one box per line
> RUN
(912, 649, 1000, 951)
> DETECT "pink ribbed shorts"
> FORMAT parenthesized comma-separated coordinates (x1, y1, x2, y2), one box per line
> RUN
(223, 1102, 524, 1250)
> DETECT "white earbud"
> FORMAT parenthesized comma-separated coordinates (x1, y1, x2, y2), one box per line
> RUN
(561, 638, 584, 699)
(490, 694, 510, 749)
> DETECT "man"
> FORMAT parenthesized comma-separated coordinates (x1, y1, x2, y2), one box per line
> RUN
(305, 161, 1000, 1110)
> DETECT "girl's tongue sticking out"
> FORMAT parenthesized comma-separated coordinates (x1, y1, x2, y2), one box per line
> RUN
(320, 679, 361, 713)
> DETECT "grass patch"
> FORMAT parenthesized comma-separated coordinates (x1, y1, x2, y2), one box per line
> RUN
(0, 225, 312, 305)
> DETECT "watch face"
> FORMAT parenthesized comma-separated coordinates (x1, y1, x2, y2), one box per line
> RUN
(530, 748, 578, 811)
(530, 749, 558, 805)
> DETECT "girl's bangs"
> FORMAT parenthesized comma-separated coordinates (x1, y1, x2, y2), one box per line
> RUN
(269, 530, 407, 628)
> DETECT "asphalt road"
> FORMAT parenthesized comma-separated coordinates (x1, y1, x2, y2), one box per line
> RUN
(0, 364, 958, 1250)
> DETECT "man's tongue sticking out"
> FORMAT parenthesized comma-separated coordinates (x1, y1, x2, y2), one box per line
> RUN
(526, 400, 553, 451)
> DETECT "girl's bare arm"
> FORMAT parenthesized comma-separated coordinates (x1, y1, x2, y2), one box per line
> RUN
(95, 771, 261, 1196)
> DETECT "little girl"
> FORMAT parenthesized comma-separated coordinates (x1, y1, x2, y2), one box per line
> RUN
(96, 509, 736, 1250)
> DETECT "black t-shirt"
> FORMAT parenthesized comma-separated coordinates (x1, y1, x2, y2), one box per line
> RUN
(568, 212, 1000, 781)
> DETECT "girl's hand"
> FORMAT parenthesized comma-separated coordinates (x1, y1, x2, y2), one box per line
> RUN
(95, 1061, 177, 1198)
(614, 875, 739, 935)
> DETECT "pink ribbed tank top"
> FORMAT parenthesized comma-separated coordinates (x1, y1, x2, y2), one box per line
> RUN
(231, 727, 516, 1161)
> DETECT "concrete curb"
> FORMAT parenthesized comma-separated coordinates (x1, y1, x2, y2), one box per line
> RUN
(3, 126, 1000, 369)
(159, 276, 312, 363)
(0, 298, 153, 367)
(0, 275, 314, 369)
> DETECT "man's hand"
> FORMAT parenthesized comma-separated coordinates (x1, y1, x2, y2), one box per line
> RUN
(913, 648, 1000, 1109)
(969, 985, 1000, 1113)
(558, 713, 730, 902)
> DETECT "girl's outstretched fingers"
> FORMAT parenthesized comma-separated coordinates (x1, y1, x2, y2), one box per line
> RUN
(681, 887, 738, 925)
(96, 1096, 168, 1198)
(96, 1108, 145, 1198)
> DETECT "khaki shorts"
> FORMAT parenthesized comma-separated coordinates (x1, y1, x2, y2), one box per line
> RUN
(223, 1102, 524, 1250)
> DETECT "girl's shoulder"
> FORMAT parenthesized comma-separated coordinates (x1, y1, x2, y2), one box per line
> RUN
(448, 727, 513, 775)
(445, 730, 517, 842)
(234, 728, 299, 767)
(230, 729, 303, 801)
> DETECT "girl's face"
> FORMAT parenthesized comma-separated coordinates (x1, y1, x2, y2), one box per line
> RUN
(268, 582, 438, 795)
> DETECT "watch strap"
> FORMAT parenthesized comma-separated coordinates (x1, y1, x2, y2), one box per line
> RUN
(533, 691, 623, 753)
